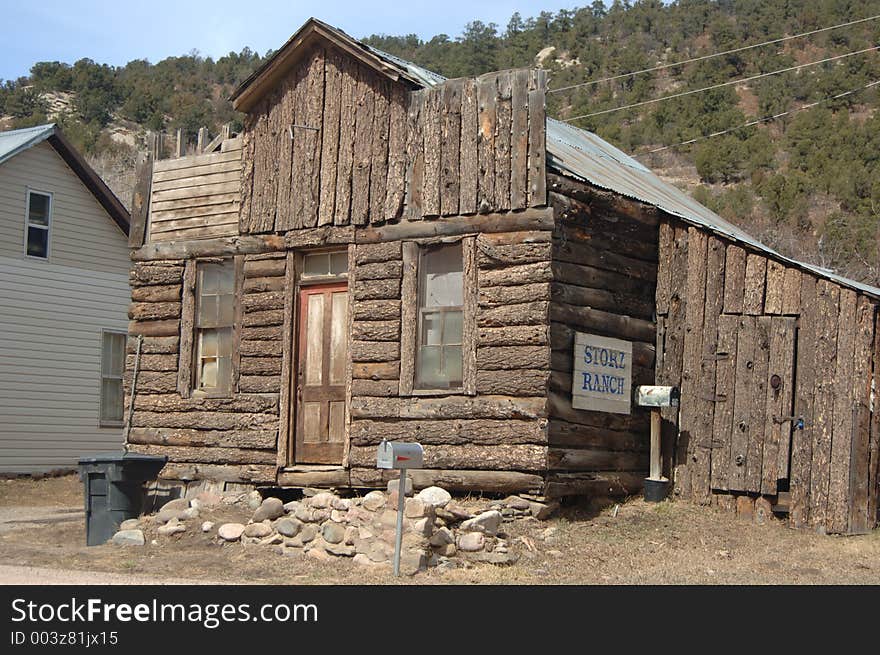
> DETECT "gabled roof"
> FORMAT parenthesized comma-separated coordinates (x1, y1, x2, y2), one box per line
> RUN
(231, 17, 438, 113)
(0, 123, 129, 235)
(0, 123, 55, 165)
(234, 18, 880, 299)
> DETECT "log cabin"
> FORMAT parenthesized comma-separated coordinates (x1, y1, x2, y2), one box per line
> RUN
(125, 18, 880, 534)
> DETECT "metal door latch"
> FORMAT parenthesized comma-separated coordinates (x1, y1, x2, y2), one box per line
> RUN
(774, 415, 805, 429)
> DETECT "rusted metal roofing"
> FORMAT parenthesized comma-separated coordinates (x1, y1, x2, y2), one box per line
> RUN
(545, 117, 880, 299)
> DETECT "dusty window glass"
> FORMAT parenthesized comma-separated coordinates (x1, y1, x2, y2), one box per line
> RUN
(100, 331, 126, 424)
(302, 251, 348, 278)
(195, 260, 235, 393)
(416, 242, 463, 389)
(26, 191, 51, 258)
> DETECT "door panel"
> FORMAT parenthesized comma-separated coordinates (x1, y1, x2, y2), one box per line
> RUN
(305, 294, 324, 385)
(294, 282, 348, 464)
(330, 292, 348, 384)
(710, 315, 796, 494)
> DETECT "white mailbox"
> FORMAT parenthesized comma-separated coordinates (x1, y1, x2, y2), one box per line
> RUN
(377, 439, 426, 576)
(376, 441, 424, 470)
(636, 385, 680, 408)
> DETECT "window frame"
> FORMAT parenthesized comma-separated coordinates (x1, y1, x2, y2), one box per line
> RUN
(179, 257, 241, 399)
(194, 259, 236, 396)
(298, 249, 349, 288)
(414, 243, 465, 391)
(399, 236, 477, 397)
(99, 329, 127, 428)
(23, 188, 53, 261)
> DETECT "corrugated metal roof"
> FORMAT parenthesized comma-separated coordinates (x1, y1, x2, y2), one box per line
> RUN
(545, 117, 880, 299)
(362, 44, 447, 88)
(359, 44, 879, 298)
(0, 123, 56, 167)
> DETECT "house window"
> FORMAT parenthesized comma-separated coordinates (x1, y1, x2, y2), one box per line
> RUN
(302, 251, 348, 279)
(194, 260, 235, 393)
(415, 242, 463, 390)
(25, 190, 52, 259)
(100, 331, 126, 426)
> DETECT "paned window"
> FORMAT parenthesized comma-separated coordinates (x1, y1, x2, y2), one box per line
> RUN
(25, 190, 52, 259)
(415, 243, 463, 390)
(195, 260, 235, 393)
(100, 331, 126, 425)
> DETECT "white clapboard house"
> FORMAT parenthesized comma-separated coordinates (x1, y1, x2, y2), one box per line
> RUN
(0, 124, 131, 473)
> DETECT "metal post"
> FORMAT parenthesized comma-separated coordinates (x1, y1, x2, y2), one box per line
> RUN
(650, 409, 661, 480)
(123, 335, 144, 453)
(393, 474, 406, 576)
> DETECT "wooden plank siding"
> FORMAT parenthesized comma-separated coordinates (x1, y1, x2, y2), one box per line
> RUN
(237, 51, 547, 233)
(809, 280, 840, 531)
(148, 145, 242, 243)
(760, 317, 796, 495)
(658, 226, 688, 484)
(710, 315, 738, 491)
(678, 228, 707, 500)
(147, 57, 548, 247)
(789, 275, 818, 528)
(848, 296, 876, 533)
(655, 216, 878, 533)
(690, 236, 724, 503)
(828, 289, 857, 533)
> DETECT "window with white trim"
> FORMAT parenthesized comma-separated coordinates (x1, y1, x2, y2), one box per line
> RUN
(100, 331, 126, 426)
(415, 242, 463, 390)
(194, 260, 235, 393)
(25, 190, 52, 259)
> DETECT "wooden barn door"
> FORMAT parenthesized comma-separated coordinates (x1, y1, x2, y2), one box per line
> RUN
(711, 316, 797, 495)
(294, 282, 348, 464)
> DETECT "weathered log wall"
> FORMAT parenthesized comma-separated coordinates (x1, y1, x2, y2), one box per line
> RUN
(126, 183, 675, 498)
(239, 46, 547, 233)
(544, 175, 659, 497)
(125, 225, 559, 493)
(125, 255, 288, 484)
(345, 232, 553, 489)
(656, 218, 879, 534)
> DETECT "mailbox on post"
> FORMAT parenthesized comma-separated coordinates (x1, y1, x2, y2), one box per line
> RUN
(635, 385, 680, 503)
(377, 441, 424, 470)
(636, 385, 680, 408)
(377, 439, 424, 577)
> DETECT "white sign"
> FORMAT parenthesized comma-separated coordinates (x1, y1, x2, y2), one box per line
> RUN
(571, 332, 632, 415)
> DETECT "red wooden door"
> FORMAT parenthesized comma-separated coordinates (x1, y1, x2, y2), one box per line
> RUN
(294, 282, 348, 464)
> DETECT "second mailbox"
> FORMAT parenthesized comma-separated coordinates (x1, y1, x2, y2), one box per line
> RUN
(636, 385, 680, 408)
(377, 441, 424, 470)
